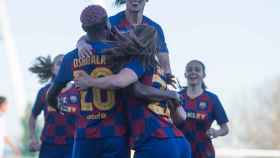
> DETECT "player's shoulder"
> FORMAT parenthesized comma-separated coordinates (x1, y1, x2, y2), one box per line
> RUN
(109, 11, 125, 26)
(63, 49, 79, 61)
(204, 90, 220, 101)
(90, 41, 115, 55)
(143, 15, 163, 30)
(38, 83, 52, 96)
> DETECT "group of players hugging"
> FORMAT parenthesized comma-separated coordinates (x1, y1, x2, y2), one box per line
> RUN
(28, 1, 229, 158)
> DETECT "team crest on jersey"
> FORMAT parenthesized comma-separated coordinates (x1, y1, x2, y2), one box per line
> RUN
(199, 102, 207, 110)
(70, 95, 78, 104)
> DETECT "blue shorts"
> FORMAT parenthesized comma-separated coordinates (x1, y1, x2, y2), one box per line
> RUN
(134, 137, 191, 158)
(39, 143, 73, 158)
(72, 137, 130, 158)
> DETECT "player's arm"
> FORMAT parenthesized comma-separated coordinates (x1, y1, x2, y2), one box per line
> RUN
(28, 115, 41, 152)
(46, 83, 66, 110)
(132, 82, 178, 101)
(219, 123, 229, 136)
(206, 95, 229, 139)
(75, 58, 145, 90)
(156, 24, 172, 74)
(28, 89, 45, 152)
(133, 82, 186, 123)
(206, 123, 229, 139)
(28, 115, 37, 142)
(75, 68, 139, 90)
(168, 102, 186, 125)
(46, 54, 73, 110)
(158, 53, 171, 74)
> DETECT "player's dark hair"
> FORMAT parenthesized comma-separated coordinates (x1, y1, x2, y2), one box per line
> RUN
(0, 96, 6, 105)
(186, 60, 207, 89)
(29, 55, 63, 83)
(82, 17, 108, 35)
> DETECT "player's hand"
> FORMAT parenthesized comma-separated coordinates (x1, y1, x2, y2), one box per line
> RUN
(206, 128, 219, 139)
(29, 138, 41, 152)
(77, 41, 92, 58)
(167, 91, 181, 111)
(74, 70, 93, 90)
(169, 91, 181, 104)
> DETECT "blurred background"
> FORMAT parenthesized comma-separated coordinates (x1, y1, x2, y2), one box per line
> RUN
(0, 0, 280, 157)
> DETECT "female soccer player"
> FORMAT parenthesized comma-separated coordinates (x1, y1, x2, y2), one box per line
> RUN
(178, 60, 229, 158)
(47, 6, 134, 158)
(28, 55, 79, 158)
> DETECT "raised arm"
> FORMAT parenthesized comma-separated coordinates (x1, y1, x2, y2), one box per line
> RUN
(158, 53, 171, 74)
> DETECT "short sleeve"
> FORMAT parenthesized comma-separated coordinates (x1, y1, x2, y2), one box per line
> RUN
(212, 95, 229, 125)
(154, 24, 169, 53)
(54, 53, 74, 84)
(124, 58, 145, 78)
(31, 88, 46, 117)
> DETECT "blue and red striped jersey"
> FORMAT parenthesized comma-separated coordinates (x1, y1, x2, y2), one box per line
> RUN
(54, 41, 144, 139)
(178, 88, 229, 158)
(32, 84, 80, 145)
(109, 11, 169, 53)
(123, 66, 184, 149)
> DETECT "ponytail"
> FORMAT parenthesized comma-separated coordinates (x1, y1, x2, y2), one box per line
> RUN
(29, 55, 53, 83)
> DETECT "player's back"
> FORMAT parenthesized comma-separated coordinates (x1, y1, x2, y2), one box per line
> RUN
(123, 66, 184, 149)
(55, 41, 127, 139)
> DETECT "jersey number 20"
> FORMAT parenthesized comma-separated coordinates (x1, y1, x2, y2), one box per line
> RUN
(80, 67, 115, 111)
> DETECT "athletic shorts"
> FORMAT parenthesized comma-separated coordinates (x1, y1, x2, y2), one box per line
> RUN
(72, 137, 130, 158)
(39, 142, 73, 158)
(134, 137, 191, 158)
